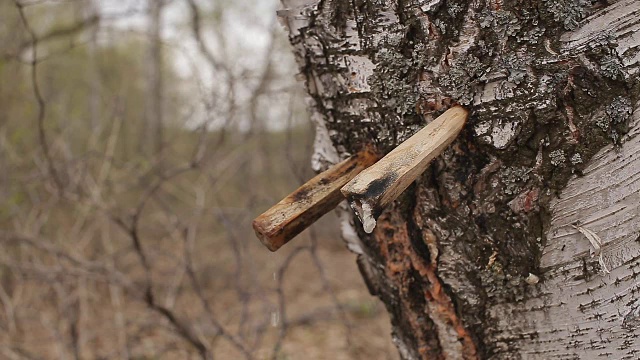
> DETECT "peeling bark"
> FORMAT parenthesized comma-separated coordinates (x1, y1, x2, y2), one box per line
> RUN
(279, 0, 640, 358)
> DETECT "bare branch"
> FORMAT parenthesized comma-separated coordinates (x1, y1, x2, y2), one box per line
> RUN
(13, 0, 64, 192)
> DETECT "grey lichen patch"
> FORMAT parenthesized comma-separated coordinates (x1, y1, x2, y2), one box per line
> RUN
(600, 96, 634, 144)
(570, 153, 583, 165)
(479, 9, 522, 38)
(479, 5, 548, 47)
(579, 93, 635, 146)
(500, 167, 531, 196)
(596, 113, 611, 131)
(545, 0, 587, 30)
(447, 3, 464, 17)
(368, 47, 419, 116)
(437, 54, 487, 105)
(599, 53, 626, 80)
(549, 150, 566, 167)
(437, 68, 474, 105)
(606, 96, 633, 125)
(541, 0, 591, 31)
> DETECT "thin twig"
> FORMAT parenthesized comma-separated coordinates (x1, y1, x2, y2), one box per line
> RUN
(14, 0, 64, 192)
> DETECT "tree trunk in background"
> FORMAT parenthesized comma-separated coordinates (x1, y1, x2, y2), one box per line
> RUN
(87, 0, 101, 132)
(279, 0, 640, 358)
(145, 0, 165, 154)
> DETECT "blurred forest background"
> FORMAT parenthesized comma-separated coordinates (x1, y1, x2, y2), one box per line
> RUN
(0, 0, 398, 359)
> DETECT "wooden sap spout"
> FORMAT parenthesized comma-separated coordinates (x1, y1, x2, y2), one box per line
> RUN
(341, 106, 468, 233)
(253, 148, 379, 251)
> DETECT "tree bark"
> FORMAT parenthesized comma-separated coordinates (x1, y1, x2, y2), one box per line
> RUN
(278, 0, 640, 358)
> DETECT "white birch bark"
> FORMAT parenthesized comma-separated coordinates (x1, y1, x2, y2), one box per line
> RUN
(279, 0, 640, 358)
(488, 104, 640, 359)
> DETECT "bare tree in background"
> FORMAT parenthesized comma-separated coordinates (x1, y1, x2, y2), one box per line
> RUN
(0, 0, 398, 359)
(279, 0, 640, 358)
(86, 0, 101, 132)
(145, 0, 166, 155)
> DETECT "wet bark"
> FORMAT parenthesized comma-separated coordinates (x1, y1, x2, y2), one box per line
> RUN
(278, 0, 640, 358)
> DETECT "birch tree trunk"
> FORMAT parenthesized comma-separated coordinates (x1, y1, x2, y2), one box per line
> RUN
(278, 0, 640, 358)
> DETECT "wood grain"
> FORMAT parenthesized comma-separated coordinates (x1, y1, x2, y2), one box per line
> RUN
(340, 106, 468, 232)
(253, 148, 378, 251)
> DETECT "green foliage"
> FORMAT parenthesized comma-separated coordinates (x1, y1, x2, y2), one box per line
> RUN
(351, 300, 379, 319)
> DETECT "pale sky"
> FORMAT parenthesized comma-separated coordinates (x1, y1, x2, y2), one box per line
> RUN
(97, 0, 302, 131)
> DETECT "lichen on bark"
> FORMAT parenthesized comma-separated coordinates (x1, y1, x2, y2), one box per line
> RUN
(279, 0, 640, 358)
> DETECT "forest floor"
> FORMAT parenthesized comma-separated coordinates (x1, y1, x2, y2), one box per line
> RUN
(215, 214, 399, 360)
(1, 130, 399, 360)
